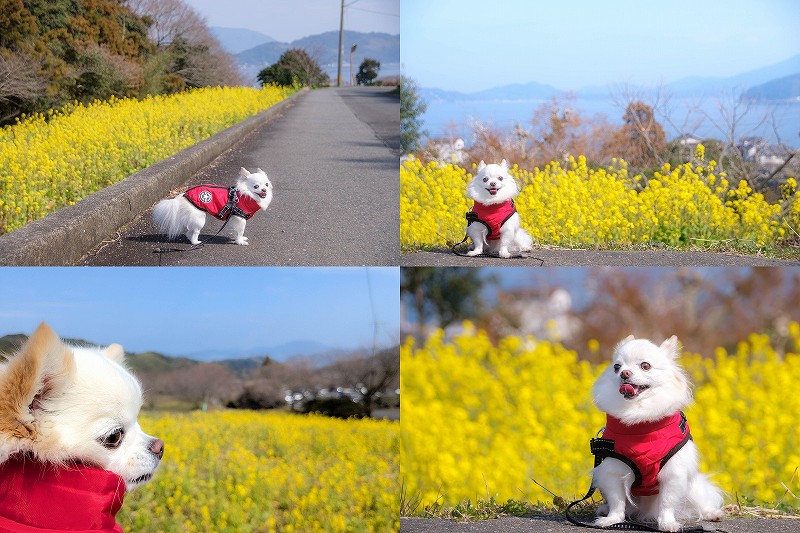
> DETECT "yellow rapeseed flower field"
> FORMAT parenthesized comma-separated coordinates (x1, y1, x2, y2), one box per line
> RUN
(400, 148, 799, 252)
(0, 86, 296, 234)
(120, 410, 398, 533)
(401, 323, 800, 508)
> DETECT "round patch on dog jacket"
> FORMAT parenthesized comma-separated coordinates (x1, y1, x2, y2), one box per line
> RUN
(0, 454, 125, 532)
(470, 200, 517, 240)
(600, 411, 692, 496)
(184, 185, 261, 220)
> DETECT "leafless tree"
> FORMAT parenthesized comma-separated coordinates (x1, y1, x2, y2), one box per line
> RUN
(146, 363, 243, 408)
(331, 346, 400, 417)
(129, 0, 243, 87)
(0, 51, 47, 122)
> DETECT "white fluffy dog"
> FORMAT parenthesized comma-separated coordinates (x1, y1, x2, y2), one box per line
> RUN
(0, 323, 163, 490)
(153, 167, 273, 246)
(591, 336, 724, 531)
(466, 160, 532, 258)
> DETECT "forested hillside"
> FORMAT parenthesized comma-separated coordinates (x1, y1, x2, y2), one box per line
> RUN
(0, 0, 240, 124)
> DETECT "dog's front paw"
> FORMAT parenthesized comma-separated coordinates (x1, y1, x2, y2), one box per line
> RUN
(702, 508, 725, 522)
(235, 237, 249, 245)
(466, 250, 481, 257)
(498, 249, 511, 258)
(594, 515, 624, 528)
(658, 520, 681, 532)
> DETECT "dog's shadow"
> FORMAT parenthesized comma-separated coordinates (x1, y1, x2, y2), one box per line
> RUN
(128, 234, 235, 245)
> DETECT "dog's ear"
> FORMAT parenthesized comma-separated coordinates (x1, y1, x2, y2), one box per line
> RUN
(0, 323, 75, 442)
(103, 343, 125, 364)
(622, 334, 635, 342)
(239, 167, 251, 178)
(256, 168, 266, 175)
(500, 159, 509, 169)
(477, 160, 487, 172)
(660, 335, 679, 358)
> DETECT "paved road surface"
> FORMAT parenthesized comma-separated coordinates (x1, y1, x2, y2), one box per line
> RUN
(401, 248, 800, 267)
(82, 86, 399, 266)
(401, 516, 800, 532)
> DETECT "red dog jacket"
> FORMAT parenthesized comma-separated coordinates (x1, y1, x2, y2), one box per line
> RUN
(184, 185, 261, 220)
(470, 200, 517, 240)
(593, 411, 692, 496)
(0, 455, 125, 533)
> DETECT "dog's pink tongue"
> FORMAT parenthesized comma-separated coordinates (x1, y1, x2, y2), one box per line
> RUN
(619, 383, 636, 396)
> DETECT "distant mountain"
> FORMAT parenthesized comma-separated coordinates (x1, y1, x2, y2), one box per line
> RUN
(235, 30, 400, 83)
(0, 333, 337, 372)
(664, 53, 800, 96)
(420, 81, 562, 103)
(744, 73, 800, 101)
(210, 27, 276, 55)
(180, 339, 335, 362)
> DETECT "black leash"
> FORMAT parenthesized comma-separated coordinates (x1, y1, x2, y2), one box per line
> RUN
(451, 212, 545, 265)
(152, 214, 236, 267)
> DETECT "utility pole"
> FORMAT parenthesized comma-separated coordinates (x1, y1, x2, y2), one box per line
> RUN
(337, 0, 344, 87)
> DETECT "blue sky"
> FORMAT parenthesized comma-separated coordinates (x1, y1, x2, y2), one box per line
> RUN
(401, 0, 800, 92)
(0, 267, 399, 356)
(183, 0, 400, 43)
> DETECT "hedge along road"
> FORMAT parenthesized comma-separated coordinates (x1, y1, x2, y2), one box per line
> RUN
(82, 86, 400, 266)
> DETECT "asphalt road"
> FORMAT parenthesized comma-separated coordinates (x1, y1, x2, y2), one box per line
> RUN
(401, 516, 800, 532)
(401, 248, 800, 267)
(81, 86, 400, 266)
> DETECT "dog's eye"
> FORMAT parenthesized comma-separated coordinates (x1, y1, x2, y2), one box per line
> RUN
(640, 362, 651, 371)
(100, 429, 125, 449)
(498, 176, 503, 181)
(613, 364, 621, 373)
(483, 177, 488, 182)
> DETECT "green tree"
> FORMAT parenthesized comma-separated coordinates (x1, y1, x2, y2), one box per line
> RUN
(257, 48, 328, 88)
(355, 58, 380, 86)
(401, 268, 491, 340)
(400, 75, 427, 154)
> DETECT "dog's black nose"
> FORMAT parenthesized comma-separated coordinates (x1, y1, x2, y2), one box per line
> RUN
(620, 369, 632, 380)
(150, 438, 165, 460)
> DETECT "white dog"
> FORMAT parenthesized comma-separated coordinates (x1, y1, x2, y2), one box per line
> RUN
(466, 160, 532, 258)
(0, 323, 163, 490)
(591, 336, 724, 531)
(153, 167, 273, 245)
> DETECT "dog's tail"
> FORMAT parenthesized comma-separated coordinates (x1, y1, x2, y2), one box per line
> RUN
(152, 197, 191, 240)
(516, 227, 533, 252)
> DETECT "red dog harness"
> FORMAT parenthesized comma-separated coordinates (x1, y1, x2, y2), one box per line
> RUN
(469, 200, 517, 240)
(591, 411, 692, 496)
(0, 455, 125, 533)
(184, 185, 261, 220)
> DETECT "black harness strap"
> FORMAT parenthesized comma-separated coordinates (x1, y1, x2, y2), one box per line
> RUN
(565, 419, 723, 532)
(153, 187, 243, 258)
(451, 210, 545, 265)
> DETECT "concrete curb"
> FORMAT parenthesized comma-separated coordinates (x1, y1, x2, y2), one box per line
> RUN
(0, 88, 309, 266)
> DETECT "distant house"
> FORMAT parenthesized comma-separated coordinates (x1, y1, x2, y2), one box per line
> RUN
(677, 133, 702, 148)
(431, 137, 466, 164)
(737, 136, 789, 169)
(738, 137, 766, 163)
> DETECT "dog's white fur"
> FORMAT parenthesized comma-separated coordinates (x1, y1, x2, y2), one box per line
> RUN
(592, 336, 724, 531)
(466, 160, 532, 258)
(153, 167, 273, 245)
(0, 323, 163, 491)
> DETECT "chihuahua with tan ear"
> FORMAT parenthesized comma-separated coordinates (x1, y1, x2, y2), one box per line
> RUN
(0, 323, 163, 531)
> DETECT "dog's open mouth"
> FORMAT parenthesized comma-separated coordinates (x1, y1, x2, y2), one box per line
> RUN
(619, 382, 649, 399)
(486, 187, 499, 195)
(258, 191, 267, 198)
